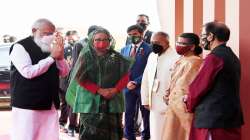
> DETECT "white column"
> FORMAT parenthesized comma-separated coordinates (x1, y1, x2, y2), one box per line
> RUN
(184, 0, 193, 32)
(226, 0, 239, 56)
(156, 0, 176, 47)
(203, 0, 215, 24)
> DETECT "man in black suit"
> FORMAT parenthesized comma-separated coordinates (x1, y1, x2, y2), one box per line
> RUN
(125, 14, 153, 45)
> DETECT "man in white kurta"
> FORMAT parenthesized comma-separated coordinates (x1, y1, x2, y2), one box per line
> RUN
(9, 19, 69, 140)
(141, 32, 179, 140)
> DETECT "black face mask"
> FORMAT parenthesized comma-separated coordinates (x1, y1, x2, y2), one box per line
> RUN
(138, 23, 147, 31)
(201, 33, 215, 50)
(68, 40, 76, 46)
(201, 37, 210, 50)
(152, 44, 164, 54)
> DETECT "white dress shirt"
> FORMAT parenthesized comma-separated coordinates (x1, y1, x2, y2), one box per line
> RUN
(9, 43, 69, 79)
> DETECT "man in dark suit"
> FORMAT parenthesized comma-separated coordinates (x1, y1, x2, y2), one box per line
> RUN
(121, 25, 152, 140)
(59, 30, 79, 137)
(72, 25, 99, 67)
(126, 14, 153, 45)
(133, 14, 153, 134)
(136, 14, 153, 44)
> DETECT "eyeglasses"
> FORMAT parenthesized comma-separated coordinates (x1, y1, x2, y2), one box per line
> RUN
(94, 38, 110, 42)
(136, 20, 146, 23)
(200, 33, 208, 38)
(176, 41, 194, 46)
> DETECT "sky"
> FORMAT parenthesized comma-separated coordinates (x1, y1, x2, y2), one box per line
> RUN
(0, 0, 161, 47)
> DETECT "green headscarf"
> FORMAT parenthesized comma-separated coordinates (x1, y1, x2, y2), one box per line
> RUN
(66, 27, 132, 109)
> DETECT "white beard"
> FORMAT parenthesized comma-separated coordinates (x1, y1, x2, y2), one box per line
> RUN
(34, 35, 54, 53)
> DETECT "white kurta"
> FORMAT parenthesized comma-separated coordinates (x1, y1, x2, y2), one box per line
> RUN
(9, 43, 69, 140)
(141, 48, 179, 140)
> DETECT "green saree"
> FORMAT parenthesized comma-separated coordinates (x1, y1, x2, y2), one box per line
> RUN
(66, 28, 132, 140)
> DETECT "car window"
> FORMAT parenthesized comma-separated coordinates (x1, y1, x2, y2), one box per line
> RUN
(0, 44, 11, 68)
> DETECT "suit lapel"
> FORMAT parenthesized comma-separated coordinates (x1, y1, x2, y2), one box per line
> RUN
(127, 44, 133, 57)
(135, 42, 144, 57)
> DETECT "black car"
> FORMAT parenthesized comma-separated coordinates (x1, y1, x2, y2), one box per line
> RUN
(0, 43, 11, 108)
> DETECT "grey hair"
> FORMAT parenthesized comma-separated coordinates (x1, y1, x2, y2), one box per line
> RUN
(32, 18, 55, 29)
(153, 31, 169, 40)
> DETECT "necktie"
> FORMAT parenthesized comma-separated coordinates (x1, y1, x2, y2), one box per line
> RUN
(130, 45, 137, 57)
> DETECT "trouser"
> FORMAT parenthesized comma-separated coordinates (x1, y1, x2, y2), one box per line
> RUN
(59, 89, 78, 129)
(134, 98, 142, 133)
(11, 106, 59, 140)
(124, 91, 150, 140)
(162, 104, 193, 140)
(189, 125, 242, 140)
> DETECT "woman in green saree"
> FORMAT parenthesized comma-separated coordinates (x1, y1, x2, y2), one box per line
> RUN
(66, 27, 132, 140)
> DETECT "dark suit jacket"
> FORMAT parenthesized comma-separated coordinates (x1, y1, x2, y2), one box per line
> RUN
(121, 42, 152, 94)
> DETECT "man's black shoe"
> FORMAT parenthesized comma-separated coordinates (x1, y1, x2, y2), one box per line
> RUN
(75, 126, 79, 133)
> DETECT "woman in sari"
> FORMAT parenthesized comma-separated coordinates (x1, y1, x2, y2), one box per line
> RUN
(162, 33, 203, 140)
(66, 27, 132, 140)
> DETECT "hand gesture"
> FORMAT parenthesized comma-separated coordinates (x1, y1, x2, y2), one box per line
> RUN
(182, 95, 189, 112)
(143, 105, 150, 110)
(183, 95, 188, 103)
(97, 88, 118, 100)
(163, 89, 170, 105)
(127, 81, 137, 90)
(51, 32, 64, 60)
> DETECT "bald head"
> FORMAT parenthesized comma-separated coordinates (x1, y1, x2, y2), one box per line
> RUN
(151, 31, 170, 51)
(203, 21, 230, 42)
(152, 32, 169, 42)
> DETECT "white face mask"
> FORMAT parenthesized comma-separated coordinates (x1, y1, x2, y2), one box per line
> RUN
(34, 35, 54, 52)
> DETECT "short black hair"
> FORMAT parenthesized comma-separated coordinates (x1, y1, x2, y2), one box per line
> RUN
(127, 25, 144, 34)
(138, 14, 150, 22)
(66, 30, 78, 36)
(204, 22, 230, 42)
(179, 33, 200, 46)
(179, 33, 202, 55)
